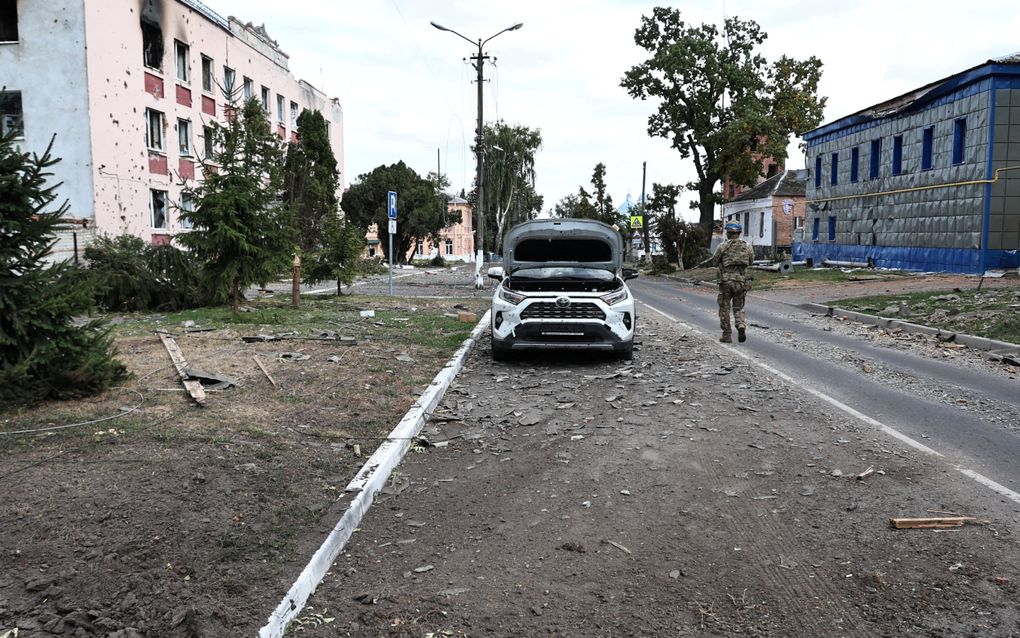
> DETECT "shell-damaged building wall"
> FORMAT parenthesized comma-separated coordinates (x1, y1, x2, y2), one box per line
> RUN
(796, 57, 1020, 274)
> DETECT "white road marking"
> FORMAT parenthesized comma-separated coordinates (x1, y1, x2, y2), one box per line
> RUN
(640, 301, 1020, 507)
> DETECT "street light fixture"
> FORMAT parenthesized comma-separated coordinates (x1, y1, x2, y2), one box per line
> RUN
(431, 20, 523, 288)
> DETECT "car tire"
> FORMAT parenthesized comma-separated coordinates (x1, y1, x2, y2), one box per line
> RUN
(617, 341, 634, 361)
(491, 336, 511, 362)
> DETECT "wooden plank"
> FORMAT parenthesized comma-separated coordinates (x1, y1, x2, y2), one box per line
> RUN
(157, 331, 206, 406)
(253, 355, 277, 387)
(890, 516, 975, 529)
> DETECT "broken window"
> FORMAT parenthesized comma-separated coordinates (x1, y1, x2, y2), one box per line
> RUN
(178, 118, 192, 156)
(0, 90, 24, 138)
(243, 77, 254, 100)
(141, 21, 163, 70)
(145, 108, 164, 151)
(222, 66, 235, 95)
(180, 191, 194, 229)
(953, 118, 967, 165)
(290, 101, 298, 128)
(261, 86, 270, 113)
(759, 211, 765, 238)
(203, 125, 214, 159)
(151, 189, 168, 229)
(743, 212, 750, 236)
(0, 0, 18, 42)
(175, 41, 189, 83)
(201, 56, 213, 92)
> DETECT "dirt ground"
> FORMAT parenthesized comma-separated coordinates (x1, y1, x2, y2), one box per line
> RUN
(1, 268, 1019, 637)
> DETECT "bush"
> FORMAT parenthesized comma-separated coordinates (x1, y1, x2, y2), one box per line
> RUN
(648, 254, 676, 275)
(355, 258, 388, 276)
(82, 235, 208, 312)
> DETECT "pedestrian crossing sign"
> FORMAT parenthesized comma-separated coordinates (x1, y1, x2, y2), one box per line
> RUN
(630, 215, 643, 229)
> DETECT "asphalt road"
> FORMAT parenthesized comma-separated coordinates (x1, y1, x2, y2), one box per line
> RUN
(630, 276, 1020, 497)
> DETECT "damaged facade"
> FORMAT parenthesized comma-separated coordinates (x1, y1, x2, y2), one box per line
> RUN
(796, 54, 1020, 273)
(721, 169, 806, 258)
(0, 0, 344, 260)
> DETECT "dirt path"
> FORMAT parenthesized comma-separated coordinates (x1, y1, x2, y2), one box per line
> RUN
(293, 312, 1020, 637)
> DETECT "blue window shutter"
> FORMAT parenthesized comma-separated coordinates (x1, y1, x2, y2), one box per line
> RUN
(870, 139, 881, 179)
(814, 156, 822, 188)
(953, 118, 967, 164)
(850, 147, 859, 182)
(830, 152, 838, 185)
(892, 135, 903, 175)
(921, 127, 934, 170)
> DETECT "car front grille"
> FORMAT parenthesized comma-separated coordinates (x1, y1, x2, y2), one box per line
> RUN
(520, 301, 606, 320)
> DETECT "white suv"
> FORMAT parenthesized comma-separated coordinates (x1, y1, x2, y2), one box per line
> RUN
(488, 218, 637, 361)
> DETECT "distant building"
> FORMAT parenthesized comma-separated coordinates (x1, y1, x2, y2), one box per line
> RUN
(796, 53, 1020, 273)
(721, 169, 806, 258)
(368, 196, 475, 263)
(0, 0, 344, 261)
(722, 141, 785, 202)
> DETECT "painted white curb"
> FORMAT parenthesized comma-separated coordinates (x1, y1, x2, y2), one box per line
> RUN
(259, 310, 491, 638)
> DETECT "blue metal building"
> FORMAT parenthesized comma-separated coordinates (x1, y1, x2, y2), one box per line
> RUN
(795, 53, 1020, 273)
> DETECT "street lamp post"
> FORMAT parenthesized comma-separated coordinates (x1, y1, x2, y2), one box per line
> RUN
(431, 20, 523, 288)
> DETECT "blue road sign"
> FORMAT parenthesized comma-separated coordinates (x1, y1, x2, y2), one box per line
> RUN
(387, 191, 397, 219)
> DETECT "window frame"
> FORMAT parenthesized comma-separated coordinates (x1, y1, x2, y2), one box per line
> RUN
(174, 40, 189, 83)
(0, 90, 24, 138)
(921, 126, 934, 171)
(222, 66, 235, 94)
(150, 189, 168, 229)
(243, 76, 254, 101)
(814, 155, 822, 188)
(0, 0, 19, 42)
(180, 190, 195, 229)
(260, 86, 271, 113)
(953, 118, 967, 165)
(827, 216, 836, 242)
(201, 55, 214, 93)
(178, 118, 192, 157)
(290, 101, 299, 129)
(444, 238, 454, 256)
(850, 146, 859, 183)
(759, 211, 765, 238)
(892, 134, 904, 175)
(812, 217, 820, 241)
(276, 94, 285, 124)
(141, 20, 163, 71)
(202, 124, 215, 160)
(830, 152, 838, 186)
(743, 212, 750, 236)
(869, 138, 882, 179)
(145, 108, 165, 152)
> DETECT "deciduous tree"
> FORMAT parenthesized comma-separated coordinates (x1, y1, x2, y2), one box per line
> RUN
(621, 7, 825, 240)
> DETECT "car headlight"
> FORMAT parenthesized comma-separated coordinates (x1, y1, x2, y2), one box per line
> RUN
(499, 288, 526, 305)
(600, 288, 629, 306)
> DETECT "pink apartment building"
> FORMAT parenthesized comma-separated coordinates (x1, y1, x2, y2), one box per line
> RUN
(0, 0, 344, 260)
(364, 196, 475, 263)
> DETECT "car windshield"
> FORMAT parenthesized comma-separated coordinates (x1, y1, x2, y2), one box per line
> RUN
(510, 267, 615, 281)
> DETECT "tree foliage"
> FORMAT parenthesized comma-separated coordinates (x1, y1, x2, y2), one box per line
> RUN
(82, 235, 206, 311)
(621, 7, 825, 239)
(647, 182, 708, 269)
(553, 164, 625, 228)
(284, 109, 339, 255)
(342, 161, 446, 264)
(302, 214, 365, 295)
(176, 98, 294, 312)
(477, 121, 543, 251)
(0, 129, 126, 403)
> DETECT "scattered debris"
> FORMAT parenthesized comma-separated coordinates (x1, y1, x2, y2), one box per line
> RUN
(157, 331, 206, 406)
(183, 367, 239, 391)
(603, 539, 632, 555)
(278, 352, 311, 362)
(558, 542, 586, 553)
(252, 355, 276, 386)
(413, 565, 434, 573)
(359, 310, 376, 318)
(890, 516, 977, 529)
(855, 466, 875, 481)
(457, 311, 478, 323)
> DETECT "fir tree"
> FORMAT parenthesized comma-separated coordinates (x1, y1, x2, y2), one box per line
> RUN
(177, 98, 293, 312)
(284, 109, 338, 254)
(0, 129, 126, 403)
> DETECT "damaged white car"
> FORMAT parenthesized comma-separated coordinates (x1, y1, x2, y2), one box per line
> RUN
(487, 218, 637, 361)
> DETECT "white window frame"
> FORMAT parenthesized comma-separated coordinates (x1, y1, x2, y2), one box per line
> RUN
(150, 189, 168, 229)
(145, 108, 165, 152)
(180, 191, 195, 229)
(290, 101, 298, 129)
(445, 239, 453, 256)
(222, 66, 235, 94)
(178, 118, 192, 157)
(277, 94, 285, 124)
(201, 55, 213, 93)
(243, 76, 254, 100)
(174, 40, 189, 83)
(260, 86, 270, 113)
(0, 90, 24, 138)
(202, 125, 215, 160)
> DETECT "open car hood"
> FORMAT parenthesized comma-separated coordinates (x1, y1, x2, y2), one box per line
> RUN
(502, 219, 623, 275)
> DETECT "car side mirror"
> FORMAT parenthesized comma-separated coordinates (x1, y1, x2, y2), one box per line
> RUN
(622, 268, 638, 281)
(487, 266, 505, 281)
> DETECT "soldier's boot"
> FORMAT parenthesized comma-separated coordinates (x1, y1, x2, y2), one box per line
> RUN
(720, 332, 732, 343)
(737, 327, 746, 343)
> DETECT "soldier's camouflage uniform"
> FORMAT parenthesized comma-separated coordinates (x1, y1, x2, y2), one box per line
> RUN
(710, 237, 755, 340)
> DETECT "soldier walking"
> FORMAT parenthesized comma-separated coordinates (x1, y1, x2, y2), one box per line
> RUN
(708, 222, 754, 343)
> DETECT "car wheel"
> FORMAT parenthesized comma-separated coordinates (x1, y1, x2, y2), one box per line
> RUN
(617, 341, 634, 361)
(491, 336, 511, 362)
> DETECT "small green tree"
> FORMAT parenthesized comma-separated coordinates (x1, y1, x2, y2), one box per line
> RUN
(0, 130, 126, 403)
(284, 109, 338, 255)
(302, 214, 365, 295)
(177, 98, 293, 312)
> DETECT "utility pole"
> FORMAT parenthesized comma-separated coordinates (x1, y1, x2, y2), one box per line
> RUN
(431, 20, 523, 288)
(639, 161, 648, 260)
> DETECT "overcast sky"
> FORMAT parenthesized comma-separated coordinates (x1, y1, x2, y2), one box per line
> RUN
(208, 0, 1020, 220)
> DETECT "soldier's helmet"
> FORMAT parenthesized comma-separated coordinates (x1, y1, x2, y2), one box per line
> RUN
(724, 222, 742, 234)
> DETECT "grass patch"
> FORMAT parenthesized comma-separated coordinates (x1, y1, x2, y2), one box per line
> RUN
(831, 288, 1020, 344)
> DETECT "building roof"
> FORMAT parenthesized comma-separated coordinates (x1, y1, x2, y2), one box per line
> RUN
(729, 169, 806, 203)
(804, 54, 1020, 141)
(448, 195, 468, 205)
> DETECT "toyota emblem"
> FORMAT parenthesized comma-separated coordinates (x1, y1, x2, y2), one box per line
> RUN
(555, 297, 571, 308)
